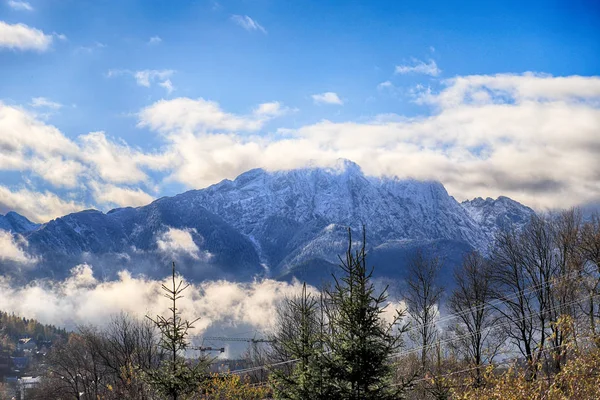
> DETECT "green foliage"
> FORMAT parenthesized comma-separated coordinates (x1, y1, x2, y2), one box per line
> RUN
(272, 228, 411, 399)
(321, 228, 410, 399)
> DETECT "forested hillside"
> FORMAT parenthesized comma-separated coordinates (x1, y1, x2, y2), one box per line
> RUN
(0, 312, 67, 350)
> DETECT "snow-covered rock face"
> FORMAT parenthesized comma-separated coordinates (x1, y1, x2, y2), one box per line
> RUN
(462, 196, 535, 240)
(190, 161, 486, 245)
(176, 160, 531, 275)
(1, 160, 535, 283)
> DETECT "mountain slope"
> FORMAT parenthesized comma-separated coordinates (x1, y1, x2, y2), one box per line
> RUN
(22, 200, 263, 281)
(184, 160, 507, 277)
(0, 212, 40, 234)
(2, 160, 534, 283)
(462, 196, 535, 241)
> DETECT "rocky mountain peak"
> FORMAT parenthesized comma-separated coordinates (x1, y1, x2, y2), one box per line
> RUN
(1, 162, 535, 284)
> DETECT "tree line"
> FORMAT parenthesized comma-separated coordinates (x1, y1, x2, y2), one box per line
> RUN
(0, 311, 67, 352)
(14, 209, 600, 399)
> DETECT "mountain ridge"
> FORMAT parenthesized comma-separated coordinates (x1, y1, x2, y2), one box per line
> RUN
(0, 160, 535, 283)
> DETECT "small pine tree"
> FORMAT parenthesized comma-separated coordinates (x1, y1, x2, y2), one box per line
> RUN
(145, 262, 210, 400)
(323, 228, 410, 400)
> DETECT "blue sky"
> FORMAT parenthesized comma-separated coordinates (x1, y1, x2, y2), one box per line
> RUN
(0, 0, 599, 221)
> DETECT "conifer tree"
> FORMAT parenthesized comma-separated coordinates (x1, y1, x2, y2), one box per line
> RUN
(145, 262, 209, 400)
(323, 228, 410, 399)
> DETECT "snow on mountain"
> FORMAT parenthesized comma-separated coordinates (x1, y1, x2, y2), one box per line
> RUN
(0, 160, 535, 283)
(462, 196, 535, 240)
(189, 160, 479, 242)
(0, 212, 40, 234)
(157, 159, 531, 278)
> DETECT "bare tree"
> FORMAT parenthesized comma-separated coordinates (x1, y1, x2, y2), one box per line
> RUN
(547, 209, 583, 371)
(38, 315, 162, 400)
(43, 332, 107, 399)
(404, 249, 444, 370)
(242, 339, 271, 384)
(491, 213, 584, 377)
(86, 313, 162, 399)
(579, 212, 600, 342)
(448, 252, 503, 386)
(490, 226, 539, 376)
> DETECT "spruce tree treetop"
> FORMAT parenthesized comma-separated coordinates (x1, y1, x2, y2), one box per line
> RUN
(145, 262, 210, 400)
(323, 227, 412, 400)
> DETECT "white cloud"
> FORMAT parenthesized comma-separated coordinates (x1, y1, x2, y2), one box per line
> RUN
(136, 74, 600, 210)
(148, 36, 162, 45)
(312, 92, 343, 105)
(2, 73, 599, 222)
(108, 69, 175, 94)
(0, 186, 86, 223)
(0, 104, 170, 190)
(138, 97, 282, 133)
(7, 0, 33, 11)
(0, 21, 54, 51)
(0, 265, 309, 345)
(134, 69, 173, 87)
(0, 103, 78, 156)
(158, 79, 174, 94)
(417, 72, 600, 108)
(231, 15, 267, 34)
(30, 97, 63, 110)
(79, 131, 170, 185)
(0, 102, 84, 187)
(30, 157, 85, 188)
(90, 182, 154, 208)
(253, 101, 290, 118)
(0, 229, 36, 264)
(156, 227, 208, 260)
(395, 58, 441, 76)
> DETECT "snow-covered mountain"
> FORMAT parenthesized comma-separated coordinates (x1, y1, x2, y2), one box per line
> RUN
(462, 196, 535, 240)
(0, 211, 40, 234)
(0, 160, 534, 283)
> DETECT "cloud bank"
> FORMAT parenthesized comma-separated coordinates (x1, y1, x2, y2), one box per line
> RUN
(0, 264, 406, 356)
(0, 264, 307, 342)
(0, 73, 599, 222)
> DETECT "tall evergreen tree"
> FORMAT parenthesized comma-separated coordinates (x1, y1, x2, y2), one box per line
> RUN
(323, 228, 410, 400)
